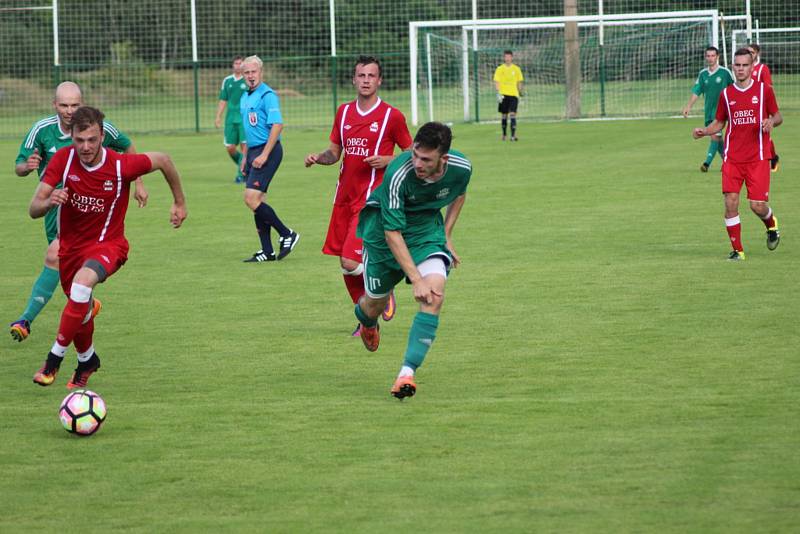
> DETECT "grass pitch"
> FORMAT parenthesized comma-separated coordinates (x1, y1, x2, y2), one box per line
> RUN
(1, 117, 799, 532)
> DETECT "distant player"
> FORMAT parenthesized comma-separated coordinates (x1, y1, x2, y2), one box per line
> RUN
(214, 56, 248, 183)
(353, 122, 471, 399)
(240, 55, 299, 262)
(747, 44, 780, 172)
(29, 106, 187, 388)
(682, 46, 733, 172)
(304, 56, 412, 335)
(493, 50, 524, 141)
(9, 81, 148, 343)
(693, 48, 782, 261)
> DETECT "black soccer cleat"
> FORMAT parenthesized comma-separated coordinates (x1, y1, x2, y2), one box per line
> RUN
(700, 162, 710, 173)
(67, 353, 101, 389)
(243, 250, 276, 262)
(727, 250, 746, 261)
(770, 154, 780, 172)
(277, 230, 300, 260)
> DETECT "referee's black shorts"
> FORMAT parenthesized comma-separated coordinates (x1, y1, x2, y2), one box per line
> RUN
(498, 95, 519, 114)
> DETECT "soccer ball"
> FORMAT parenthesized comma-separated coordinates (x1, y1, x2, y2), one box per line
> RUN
(59, 390, 107, 436)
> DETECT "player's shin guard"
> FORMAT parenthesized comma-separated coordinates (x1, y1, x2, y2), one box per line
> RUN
(501, 118, 507, 137)
(342, 264, 365, 304)
(760, 208, 776, 229)
(354, 301, 377, 328)
(20, 266, 59, 323)
(253, 212, 274, 254)
(73, 318, 95, 356)
(402, 312, 439, 371)
(707, 140, 720, 164)
(725, 215, 743, 252)
(510, 118, 517, 138)
(55, 284, 92, 349)
(255, 203, 290, 237)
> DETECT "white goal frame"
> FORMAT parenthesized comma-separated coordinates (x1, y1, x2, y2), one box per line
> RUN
(410, 10, 748, 125)
(731, 26, 800, 64)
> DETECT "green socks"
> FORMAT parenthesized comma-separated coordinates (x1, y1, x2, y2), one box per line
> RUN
(706, 140, 721, 165)
(355, 303, 378, 328)
(402, 312, 439, 371)
(21, 266, 59, 322)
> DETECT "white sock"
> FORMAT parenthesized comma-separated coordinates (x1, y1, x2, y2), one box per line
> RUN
(398, 365, 415, 378)
(50, 342, 68, 358)
(77, 346, 95, 363)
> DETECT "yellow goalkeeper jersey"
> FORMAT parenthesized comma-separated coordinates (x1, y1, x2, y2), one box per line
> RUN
(493, 63, 524, 97)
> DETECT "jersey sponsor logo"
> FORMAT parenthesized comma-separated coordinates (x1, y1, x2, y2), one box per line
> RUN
(68, 174, 80, 182)
(436, 187, 450, 199)
(103, 180, 114, 191)
(345, 136, 370, 157)
(369, 121, 379, 133)
(731, 109, 757, 125)
(752, 96, 759, 104)
(70, 192, 106, 213)
(248, 112, 258, 126)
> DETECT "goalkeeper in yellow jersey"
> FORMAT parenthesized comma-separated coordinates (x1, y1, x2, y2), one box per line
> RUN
(493, 50, 524, 141)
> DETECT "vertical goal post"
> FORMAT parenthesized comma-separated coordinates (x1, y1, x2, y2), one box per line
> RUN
(409, 10, 749, 126)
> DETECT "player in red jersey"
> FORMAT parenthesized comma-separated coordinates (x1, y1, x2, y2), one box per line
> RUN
(28, 106, 187, 388)
(693, 48, 782, 261)
(747, 44, 780, 172)
(304, 56, 412, 335)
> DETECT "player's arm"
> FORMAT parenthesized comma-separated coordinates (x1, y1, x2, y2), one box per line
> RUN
(444, 193, 467, 267)
(694, 119, 726, 139)
(683, 93, 699, 117)
(15, 148, 42, 177)
(252, 123, 282, 169)
(29, 181, 65, 219)
(305, 142, 342, 167)
(762, 111, 782, 133)
(122, 141, 149, 208)
(215, 100, 227, 129)
(142, 152, 187, 228)
(384, 230, 439, 304)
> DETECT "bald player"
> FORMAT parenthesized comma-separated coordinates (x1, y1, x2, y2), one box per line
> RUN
(9, 81, 148, 342)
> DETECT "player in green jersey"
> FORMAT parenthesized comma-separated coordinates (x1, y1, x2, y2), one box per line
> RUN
(683, 46, 733, 172)
(215, 56, 248, 183)
(353, 122, 471, 399)
(10, 81, 147, 342)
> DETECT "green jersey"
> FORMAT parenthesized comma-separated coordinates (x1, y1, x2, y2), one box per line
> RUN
(358, 150, 472, 265)
(219, 74, 247, 123)
(16, 115, 132, 178)
(692, 65, 734, 123)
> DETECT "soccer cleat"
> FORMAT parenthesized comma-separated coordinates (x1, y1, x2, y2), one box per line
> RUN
(277, 230, 300, 260)
(33, 352, 63, 386)
(766, 219, 780, 251)
(351, 324, 362, 337)
(360, 324, 380, 352)
(770, 154, 780, 172)
(391, 375, 417, 400)
(700, 162, 710, 173)
(381, 292, 396, 322)
(727, 250, 746, 261)
(10, 319, 31, 342)
(243, 250, 276, 262)
(67, 353, 101, 389)
(510, 136, 518, 142)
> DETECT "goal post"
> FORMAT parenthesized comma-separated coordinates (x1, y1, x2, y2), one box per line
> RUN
(731, 26, 800, 110)
(410, 10, 749, 125)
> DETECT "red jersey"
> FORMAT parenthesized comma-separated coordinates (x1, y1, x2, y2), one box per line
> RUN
(716, 81, 778, 163)
(329, 98, 411, 206)
(42, 147, 152, 252)
(751, 62, 773, 85)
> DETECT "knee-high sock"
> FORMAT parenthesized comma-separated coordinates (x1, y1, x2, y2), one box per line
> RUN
(342, 264, 365, 304)
(55, 296, 91, 349)
(354, 302, 377, 328)
(501, 118, 508, 136)
(229, 150, 242, 166)
(255, 203, 290, 238)
(73, 317, 95, 357)
(706, 140, 720, 164)
(21, 265, 59, 323)
(510, 118, 517, 137)
(760, 208, 777, 229)
(253, 211, 273, 254)
(402, 312, 439, 371)
(725, 215, 743, 252)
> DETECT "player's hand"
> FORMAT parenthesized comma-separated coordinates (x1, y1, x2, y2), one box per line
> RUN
(761, 118, 774, 133)
(214, 117, 221, 129)
(496, 92, 503, 104)
(49, 187, 69, 207)
(363, 155, 389, 169)
(170, 202, 187, 228)
(411, 278, 442, 305)
(304, 153, 319, 167)
(692, 127, 706, 139)
(446, 240, 461, 268)
(682, 106, 690, 118)
(134, 180, 149, 208)
(26, 148, 42, 171)
(252, 153, 268, 169)
(240, 159, 247, 176)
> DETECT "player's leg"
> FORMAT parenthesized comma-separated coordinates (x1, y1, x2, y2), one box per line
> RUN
(509, 98, 519, 141)
(224, 122, 244, 183)
(391, 257, 447, 400)
(354, 252, 403, 352)
(722, 162, 745, 260)
(10, 236, 60, 342)
(500, 111, 508, 140)
(746, 160, 779, 250)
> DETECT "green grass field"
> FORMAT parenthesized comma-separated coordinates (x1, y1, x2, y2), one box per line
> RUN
(1, 117, 799, 532)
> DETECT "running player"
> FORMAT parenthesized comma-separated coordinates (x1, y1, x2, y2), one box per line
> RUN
(304, 55, 412, 335)
(29, 106, 187, 388)
(353, 122, 471, 399)
(693, 48, 782, 261)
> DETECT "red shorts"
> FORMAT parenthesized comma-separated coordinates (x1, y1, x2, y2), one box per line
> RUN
(722, 160, 771, 202)
(322, 202, 363, 262)
(59, 240, 129, 295)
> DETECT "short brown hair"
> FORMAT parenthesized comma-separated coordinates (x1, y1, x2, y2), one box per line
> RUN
(70, 106, 105, 134)
(414, 122, 452, 155)
(353, 55, 382, 77)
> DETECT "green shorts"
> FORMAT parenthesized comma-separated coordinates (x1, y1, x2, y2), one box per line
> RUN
(224, 121, 246, 147)
(363, 245, 452, 298)
(44, 207, 58, 244)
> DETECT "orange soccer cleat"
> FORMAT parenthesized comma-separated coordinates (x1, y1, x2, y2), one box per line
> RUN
(33, 352, 62, 386)
(67, 353, 101, 389)
(360, 324, 380, 352)
(381, 292, 396, 322)
(390, 375, 417, 400)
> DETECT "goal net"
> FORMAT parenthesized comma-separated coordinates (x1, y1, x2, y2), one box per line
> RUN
(412, 10, 748, 124)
